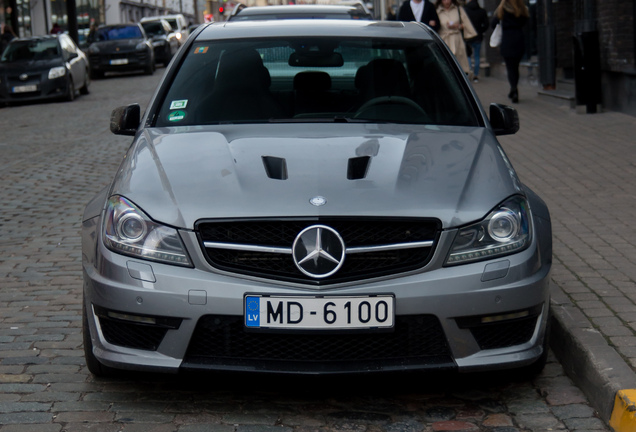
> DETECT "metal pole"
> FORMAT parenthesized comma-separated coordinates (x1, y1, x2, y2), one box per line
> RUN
(67, 0, 79, 44)
(536, 0, 555, 90)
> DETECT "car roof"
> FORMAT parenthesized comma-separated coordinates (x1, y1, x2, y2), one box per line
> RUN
(141, 14, 184, 21)
(99, 23, 140, 28)
(10, 35, 61, 43)
(232, 4, 369, 16)
(197, 19, 432, 41)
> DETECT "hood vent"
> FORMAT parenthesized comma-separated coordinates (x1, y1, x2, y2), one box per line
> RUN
(347, 156, 371, 180)
(262, 156, 288, 180)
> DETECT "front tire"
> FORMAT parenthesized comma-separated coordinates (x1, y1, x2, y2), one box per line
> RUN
(80, 70, 90, 95)
(65, 79, 75, 102)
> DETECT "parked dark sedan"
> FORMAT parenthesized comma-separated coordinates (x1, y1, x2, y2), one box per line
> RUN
(87, 24, 155, 78)
(141, 19, 179, 66)
(0, 34, 90, 104)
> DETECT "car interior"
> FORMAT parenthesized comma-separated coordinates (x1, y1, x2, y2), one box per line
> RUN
(155, 37, 480, 128)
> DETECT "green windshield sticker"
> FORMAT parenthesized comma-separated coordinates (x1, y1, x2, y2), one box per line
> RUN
(170, 100, 188, 110)
(168, 111, 187, 122)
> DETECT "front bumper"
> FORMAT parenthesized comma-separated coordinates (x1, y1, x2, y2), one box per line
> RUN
(88, 52, 151, 73)
(82, 216, 551, 374)
(0, 75, 70, 103)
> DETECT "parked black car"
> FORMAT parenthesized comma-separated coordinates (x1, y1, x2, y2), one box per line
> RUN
(0, 34, 90, 104)
(87, 24, 154, 78)
(140, 19, 179, 66)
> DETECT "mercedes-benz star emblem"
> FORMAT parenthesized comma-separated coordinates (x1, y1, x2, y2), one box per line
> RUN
(309, 196, 327, 207)
(292, 225, 345, 279)
(19, 73, 28, 81)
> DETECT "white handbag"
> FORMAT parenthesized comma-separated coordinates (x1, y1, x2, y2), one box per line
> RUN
(490, 23, 502, 48)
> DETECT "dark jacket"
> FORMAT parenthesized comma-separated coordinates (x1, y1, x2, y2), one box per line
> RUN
(492, 9, 527, 59)
(397, 0, 440, 32)
(464, 0, 488, 43)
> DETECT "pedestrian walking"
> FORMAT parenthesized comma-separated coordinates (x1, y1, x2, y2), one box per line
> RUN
(397, 0, 440, 32)
(1, 24, 17, 53)
(491, 0, 529, 103)
(435, 0, 476, 76)
(463, 0, 489, 83)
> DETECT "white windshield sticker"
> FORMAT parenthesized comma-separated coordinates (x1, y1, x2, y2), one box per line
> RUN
(170, 100, 188, 110)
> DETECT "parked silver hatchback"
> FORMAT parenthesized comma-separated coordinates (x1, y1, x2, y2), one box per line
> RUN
(82, 19, 552, 376)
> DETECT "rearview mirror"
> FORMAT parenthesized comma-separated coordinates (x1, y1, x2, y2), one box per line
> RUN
(110, 104, 141, 136)
(489, 103, 519, 136)
(289, 52, 344, 67)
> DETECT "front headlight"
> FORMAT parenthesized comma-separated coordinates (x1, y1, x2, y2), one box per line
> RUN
(103, 196, 192, 267)
(88, 44, 100, 54)
(136, 42, 149, 52)
(48, 66, 66, 80)
(445, 196, 531, 266)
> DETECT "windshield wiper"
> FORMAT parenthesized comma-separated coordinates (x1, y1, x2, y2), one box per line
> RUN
(268, 116, 372, 123)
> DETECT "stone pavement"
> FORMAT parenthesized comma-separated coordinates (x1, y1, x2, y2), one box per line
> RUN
(473, 75, 636, 429)
(0, 70, 627, 432)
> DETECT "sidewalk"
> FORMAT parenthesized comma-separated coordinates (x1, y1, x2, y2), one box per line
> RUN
(473, 75, 636, 430)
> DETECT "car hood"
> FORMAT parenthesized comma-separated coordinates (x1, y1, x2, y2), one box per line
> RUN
(91, 39, 145, 53)
(110, 124, 523, 230)
(0, 58, 63, 74)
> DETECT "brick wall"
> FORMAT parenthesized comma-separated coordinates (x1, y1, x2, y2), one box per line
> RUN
(596, 0, 635, 72)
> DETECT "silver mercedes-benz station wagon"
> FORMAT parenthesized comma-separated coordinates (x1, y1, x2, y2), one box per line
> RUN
(81, 19, 552, 376)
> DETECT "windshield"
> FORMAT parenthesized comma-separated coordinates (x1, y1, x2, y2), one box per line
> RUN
(142, 22, 166, 36)
(165, 19, 179, 30)
(97, 26, 143, 41)
(155, 37, 479, 127)
(1, 39, 60, 63)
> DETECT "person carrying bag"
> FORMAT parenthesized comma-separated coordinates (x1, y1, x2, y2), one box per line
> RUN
(435, 0, 477, 76)
(464, 0, 489, 82)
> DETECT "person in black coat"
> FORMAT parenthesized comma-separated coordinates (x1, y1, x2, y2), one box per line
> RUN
(464, 0, 489, 82)
(397, 0, 440, 32)
(492, 0, 529, 103)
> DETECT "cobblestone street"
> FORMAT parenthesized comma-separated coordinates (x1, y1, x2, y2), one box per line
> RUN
(0, 71, 611, 431)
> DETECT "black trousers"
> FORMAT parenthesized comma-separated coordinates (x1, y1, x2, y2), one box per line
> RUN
(504, 56, 523, 91)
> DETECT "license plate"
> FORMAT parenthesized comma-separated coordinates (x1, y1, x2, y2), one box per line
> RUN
(12, 84, 37, 93)
(110, 58, 128, 65)
(245, 295, 394, 330)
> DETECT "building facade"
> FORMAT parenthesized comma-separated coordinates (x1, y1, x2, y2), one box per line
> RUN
(1, 0, 196, 42)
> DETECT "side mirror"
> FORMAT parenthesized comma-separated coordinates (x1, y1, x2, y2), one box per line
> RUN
(110, 104, 141, 136)
(489, 103, 519, 136)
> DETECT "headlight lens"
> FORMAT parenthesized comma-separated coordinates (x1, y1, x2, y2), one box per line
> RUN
(445, 196, 531, 266)
(88, 44, 99, 54)
(103, 196, 192, 267)
(48, 66, 66, 80)
(136, 42, 149, 51)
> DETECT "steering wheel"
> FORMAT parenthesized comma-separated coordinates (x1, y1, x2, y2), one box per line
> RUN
(354, 96, 430, 122)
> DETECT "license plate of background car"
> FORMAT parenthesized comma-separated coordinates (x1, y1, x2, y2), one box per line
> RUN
(110, 59, 129, 65)
(244, 295, 395, 330)
(11, 85, 37, 93)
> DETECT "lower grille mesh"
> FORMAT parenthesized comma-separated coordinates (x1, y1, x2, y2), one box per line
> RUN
(469, 316, 538, 350)
(184, 314, 452, 369)
(98, 317, 168, 351)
